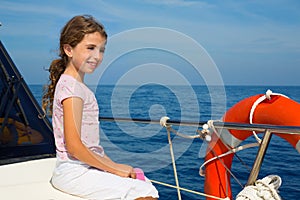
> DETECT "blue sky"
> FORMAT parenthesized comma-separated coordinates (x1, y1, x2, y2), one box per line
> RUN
(0, 0, 300, 86)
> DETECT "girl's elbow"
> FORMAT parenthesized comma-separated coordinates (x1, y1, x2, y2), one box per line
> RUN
(66, 146, 78, 158)
(66, 142, 82, 158)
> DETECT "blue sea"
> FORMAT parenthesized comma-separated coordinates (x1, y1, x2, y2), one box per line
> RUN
(30, 85, 300, 199)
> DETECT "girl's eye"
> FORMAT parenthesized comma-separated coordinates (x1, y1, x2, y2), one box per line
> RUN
(88, 46, 95, 50)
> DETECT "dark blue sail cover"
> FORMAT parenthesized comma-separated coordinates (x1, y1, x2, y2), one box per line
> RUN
(0, 41, 55, 163)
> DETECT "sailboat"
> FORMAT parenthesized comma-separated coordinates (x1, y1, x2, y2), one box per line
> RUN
(0, 40, 299, 200)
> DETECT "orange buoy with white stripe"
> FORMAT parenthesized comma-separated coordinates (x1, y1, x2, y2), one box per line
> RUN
(204, 90, 300, 200)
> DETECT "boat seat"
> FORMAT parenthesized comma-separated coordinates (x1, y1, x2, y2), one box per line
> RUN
(0, 157, 84, 200)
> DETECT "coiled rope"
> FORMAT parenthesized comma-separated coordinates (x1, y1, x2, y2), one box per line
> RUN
(236, 175, 282, 200)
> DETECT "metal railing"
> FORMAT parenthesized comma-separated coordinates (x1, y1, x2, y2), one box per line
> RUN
(99, 116, 300, 189)
(100, 116, 300, 134)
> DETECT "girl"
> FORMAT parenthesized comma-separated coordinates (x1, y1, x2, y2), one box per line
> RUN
(42, 15, 159, 200)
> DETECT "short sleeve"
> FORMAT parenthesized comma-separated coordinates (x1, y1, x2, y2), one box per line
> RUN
(55, 75, 86, 105)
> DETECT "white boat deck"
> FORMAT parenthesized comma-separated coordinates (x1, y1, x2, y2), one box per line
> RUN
(0, 157, 84, 200)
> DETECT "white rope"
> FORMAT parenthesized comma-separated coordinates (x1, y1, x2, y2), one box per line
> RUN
(236, 175, 282, 200)
(160, 116, 201, 139)
(199, 143, 259, 176)
(166, 126, 182, 200)
(150, 179, 230, 200)
(249, 89, 289, 143)
(207, 119, 232, 150)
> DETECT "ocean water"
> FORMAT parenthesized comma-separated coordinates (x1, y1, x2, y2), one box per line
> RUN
(30, 85, 300, 199)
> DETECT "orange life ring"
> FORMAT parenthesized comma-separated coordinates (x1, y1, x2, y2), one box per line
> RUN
(204, 92, 300, 199)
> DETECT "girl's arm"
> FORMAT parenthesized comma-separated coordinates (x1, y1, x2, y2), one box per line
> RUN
(62, 97, 136, 178)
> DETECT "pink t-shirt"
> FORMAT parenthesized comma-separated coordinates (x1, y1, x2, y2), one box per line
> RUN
(52, 74, 102, 161)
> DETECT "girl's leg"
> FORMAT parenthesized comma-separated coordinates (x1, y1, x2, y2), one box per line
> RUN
(52, 162, 158, 199)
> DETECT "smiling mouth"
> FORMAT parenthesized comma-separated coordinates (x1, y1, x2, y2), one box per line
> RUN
(86, 61, 98, 68)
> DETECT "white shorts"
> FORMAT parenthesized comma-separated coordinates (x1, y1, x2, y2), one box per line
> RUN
(51, 159, 159, 200)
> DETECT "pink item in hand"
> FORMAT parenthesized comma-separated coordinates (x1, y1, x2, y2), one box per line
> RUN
(134, 168, 146, 181)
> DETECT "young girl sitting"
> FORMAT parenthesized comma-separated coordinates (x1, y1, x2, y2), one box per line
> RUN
(42, 15, 159, 200)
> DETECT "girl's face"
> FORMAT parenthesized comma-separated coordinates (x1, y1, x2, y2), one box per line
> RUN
(64, 32, 106, 79)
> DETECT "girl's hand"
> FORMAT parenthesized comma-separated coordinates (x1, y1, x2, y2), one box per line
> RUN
(115, 164, 136, 179)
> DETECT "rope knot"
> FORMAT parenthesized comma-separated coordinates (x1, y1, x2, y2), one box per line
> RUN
(160, 116, 170, 127)
(265, 89, 273, 100)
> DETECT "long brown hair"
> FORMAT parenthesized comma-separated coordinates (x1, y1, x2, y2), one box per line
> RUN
(42, 15, 107, 115)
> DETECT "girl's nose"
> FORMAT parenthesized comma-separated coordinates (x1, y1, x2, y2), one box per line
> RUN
(92, 49, 103, 61)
